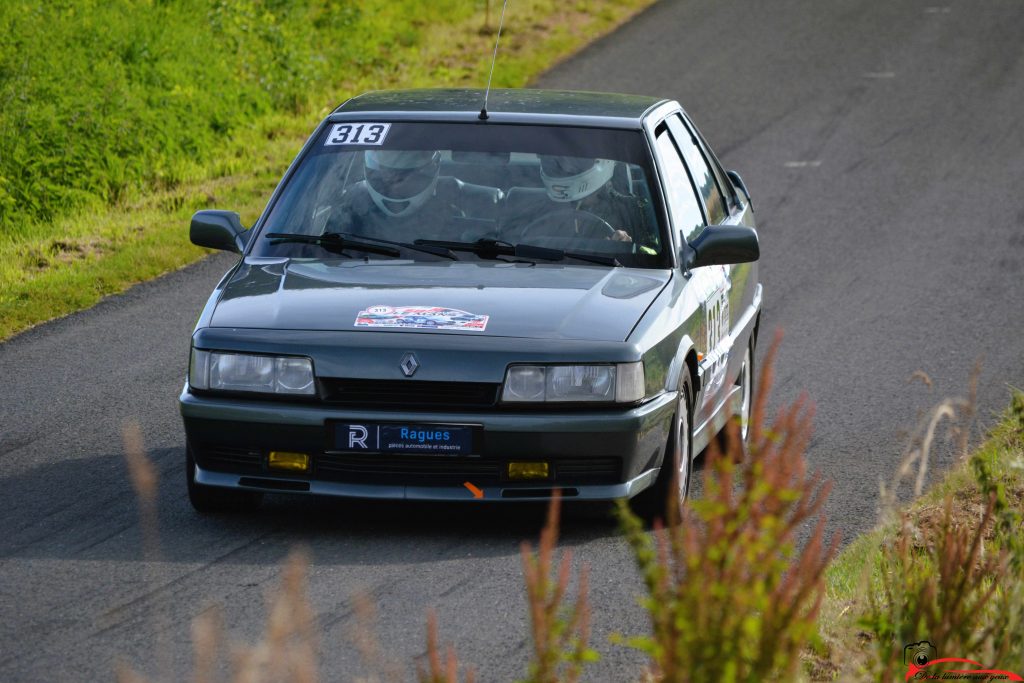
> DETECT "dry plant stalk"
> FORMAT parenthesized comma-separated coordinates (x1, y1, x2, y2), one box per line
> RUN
(416, 610, 475, 683)
(348, 592, 404, 683)
(879, 362, 980, 518)
(231, 548, 319, 683)
(519, 493, 596, 683)
(122, 421, 161, 568)
(617, 331, 839, 683)
(118, 420, 173, 683)
(192, 606, 225, 683)
(118, 422, 324, 683)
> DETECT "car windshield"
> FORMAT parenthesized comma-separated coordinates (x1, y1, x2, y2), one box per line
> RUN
(250, 122, 668, 268)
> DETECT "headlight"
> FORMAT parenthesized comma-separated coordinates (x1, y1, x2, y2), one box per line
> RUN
(501, 362, 644, 404)
(189, 349, 315, 396)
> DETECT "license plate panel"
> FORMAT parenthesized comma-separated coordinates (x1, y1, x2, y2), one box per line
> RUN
(331, 422, 477, 455)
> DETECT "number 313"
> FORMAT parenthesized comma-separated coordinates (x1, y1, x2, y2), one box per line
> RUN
(324, 122, 391, 146)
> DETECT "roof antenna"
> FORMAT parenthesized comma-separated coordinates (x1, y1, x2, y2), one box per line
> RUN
(479, 0, 510, 121)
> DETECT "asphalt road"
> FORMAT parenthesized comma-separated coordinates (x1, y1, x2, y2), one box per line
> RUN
(2, 0, 1024, 680)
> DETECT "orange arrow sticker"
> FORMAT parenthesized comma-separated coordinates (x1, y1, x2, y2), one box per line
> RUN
(463, 481, 484, 499)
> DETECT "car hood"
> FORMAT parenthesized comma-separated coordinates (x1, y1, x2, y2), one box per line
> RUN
(209, 258, 670, 342)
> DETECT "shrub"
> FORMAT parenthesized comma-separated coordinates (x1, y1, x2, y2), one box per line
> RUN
(615, 333, 840, 683)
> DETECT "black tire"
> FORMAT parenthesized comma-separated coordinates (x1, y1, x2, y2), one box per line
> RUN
(186, 444, 263, 513)
(633, 374, 694, 523)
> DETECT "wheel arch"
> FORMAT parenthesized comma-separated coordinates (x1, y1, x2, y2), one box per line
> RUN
(664, 333, 701, 399)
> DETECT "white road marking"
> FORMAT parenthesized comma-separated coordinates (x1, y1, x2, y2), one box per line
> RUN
(784, 160, 823, 168)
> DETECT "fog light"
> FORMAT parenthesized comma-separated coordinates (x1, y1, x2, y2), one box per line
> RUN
(508, 461, 550, 480)
(268, 451, 309, 472)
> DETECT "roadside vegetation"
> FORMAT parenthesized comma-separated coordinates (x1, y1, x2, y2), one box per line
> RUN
(814, 386, 1024, 680)
(115, 336, 1024, 681)
(0, 0, 656, 340)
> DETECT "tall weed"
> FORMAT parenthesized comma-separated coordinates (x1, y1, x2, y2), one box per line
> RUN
(416, 610, 475, 683)
(519, 494, 597, 683)
(615, 333, 840, 682)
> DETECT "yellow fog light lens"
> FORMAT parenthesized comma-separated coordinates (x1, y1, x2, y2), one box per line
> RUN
(268, 451, 309, 472)
(508, 461, 550, 480)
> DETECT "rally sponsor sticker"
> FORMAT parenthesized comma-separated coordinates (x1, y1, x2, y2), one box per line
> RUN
(324, 122, 391, 146)
(355, 305, 488, 331)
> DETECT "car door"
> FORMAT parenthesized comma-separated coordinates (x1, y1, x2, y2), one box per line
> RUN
(651, 122, 722, 428)
(664, 114, 738, 425)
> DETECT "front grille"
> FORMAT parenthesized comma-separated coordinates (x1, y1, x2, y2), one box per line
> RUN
(194, 445, 263, 474)
(554, 458, 622, 483)
(318, 453, 502, 483)
(320, 378, 500, 409)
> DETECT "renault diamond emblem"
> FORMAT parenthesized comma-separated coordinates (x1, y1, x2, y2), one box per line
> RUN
(400, 352, 420, 377)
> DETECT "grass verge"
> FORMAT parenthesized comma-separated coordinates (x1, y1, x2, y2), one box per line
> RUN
(0, 0, 656, 341)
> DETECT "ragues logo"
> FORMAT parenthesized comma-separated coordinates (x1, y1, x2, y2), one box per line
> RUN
(902, 640, 1023, 681)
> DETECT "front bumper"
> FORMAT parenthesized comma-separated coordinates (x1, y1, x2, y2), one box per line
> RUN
(179, 389, 676, 502)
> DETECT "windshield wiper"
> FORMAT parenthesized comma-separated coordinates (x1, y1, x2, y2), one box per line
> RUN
(265, 232, 400, 258)
(415, 238, 620, 267)
(334, 232, 458, 260)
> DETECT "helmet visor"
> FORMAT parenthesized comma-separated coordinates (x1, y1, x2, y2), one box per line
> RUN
(540, 155, 596, 179)
(366, 163, 438, 201)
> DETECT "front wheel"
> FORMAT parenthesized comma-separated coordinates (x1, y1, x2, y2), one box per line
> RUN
(186, 444, 262, 514)
(738, 341, 754, 444)
(633, 374, 693, 523)
(717, 338, 755, 458)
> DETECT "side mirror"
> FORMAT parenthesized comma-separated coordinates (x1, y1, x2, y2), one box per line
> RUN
(684, 225, 760, 270)
(726, 170, 752, 210)
(190, 210, 249, 254)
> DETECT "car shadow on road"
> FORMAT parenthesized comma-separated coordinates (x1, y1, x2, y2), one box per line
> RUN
(0, 446, 626, 567)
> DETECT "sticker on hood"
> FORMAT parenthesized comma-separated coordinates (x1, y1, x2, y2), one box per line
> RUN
(355, 305, 488, 331)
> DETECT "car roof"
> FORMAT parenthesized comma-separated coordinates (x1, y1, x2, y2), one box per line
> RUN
(331, 88, 671, 129)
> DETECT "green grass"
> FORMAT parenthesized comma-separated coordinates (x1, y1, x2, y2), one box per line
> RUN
(0, 0, 656, 340)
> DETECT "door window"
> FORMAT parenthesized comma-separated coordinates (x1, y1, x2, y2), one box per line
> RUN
(667, 115, 727, 225)
(655, 129, 704, 244)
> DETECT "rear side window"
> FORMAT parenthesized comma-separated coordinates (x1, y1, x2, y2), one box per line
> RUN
(655, 130, 704, 243)
(667, 115, 727, 225)
(686, 115, 736, 211)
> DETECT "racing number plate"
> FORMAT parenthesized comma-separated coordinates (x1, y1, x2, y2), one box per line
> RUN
(333, 423, 475, 455)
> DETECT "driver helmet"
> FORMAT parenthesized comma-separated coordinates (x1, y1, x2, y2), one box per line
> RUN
(540, 156, 615, 203)
(364, 150, 441, 217)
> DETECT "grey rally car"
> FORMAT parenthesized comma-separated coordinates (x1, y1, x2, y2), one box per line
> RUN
(181, 88, 761, 513)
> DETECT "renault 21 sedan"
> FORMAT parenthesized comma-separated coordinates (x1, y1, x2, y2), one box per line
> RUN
(180, 89, 762, 514)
